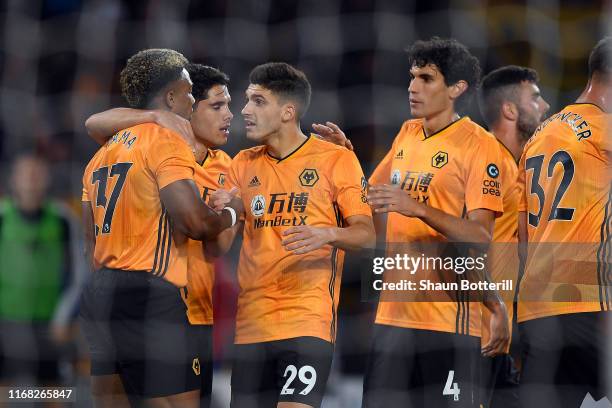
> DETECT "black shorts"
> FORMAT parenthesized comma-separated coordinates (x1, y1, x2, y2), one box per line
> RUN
(79, 268, 200, 398)
(519, 311, 612, 408)
(231, 336, 333, 408)
(194, 324, 213, 408)
(479, 353, 519, 408)
(363, 324, 480, 408)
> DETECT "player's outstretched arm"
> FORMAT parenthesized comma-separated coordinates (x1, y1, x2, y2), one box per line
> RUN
(160, 179, 243, 241)
(368, 185, 494, 244)
(282, 214, 375, 255)
(85, 108, 195, 146)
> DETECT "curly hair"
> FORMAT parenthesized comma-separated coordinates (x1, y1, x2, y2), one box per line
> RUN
(120, 49, 188, 108)
(407, 37, 481, 111)
(187, 63, 230, 101)
(479, 65, 539, 128)
(249, 62, 311, 119)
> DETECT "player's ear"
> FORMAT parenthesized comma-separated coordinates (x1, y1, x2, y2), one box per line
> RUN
(281, 103, 297, 122)
(501, 101, 518, 121)
(449, 80, 468, 100)
(165, 89, 176, 109)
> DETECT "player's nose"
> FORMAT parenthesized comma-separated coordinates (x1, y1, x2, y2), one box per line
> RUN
(241, 103, 250, 116)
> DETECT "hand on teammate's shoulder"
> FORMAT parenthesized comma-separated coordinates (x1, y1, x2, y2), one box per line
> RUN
(312, 121, 354, 151)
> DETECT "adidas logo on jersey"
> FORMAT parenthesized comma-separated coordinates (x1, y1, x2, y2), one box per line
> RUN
(248, 176, 261, 187)
(395, 149, 404, 159)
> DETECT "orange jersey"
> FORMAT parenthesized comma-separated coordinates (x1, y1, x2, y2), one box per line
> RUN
(82, 123, 195, 287)
(225, 136, 371, 344)
(517, 103, 611, 322)
(369, 117, 504, 336)
(481, 141, 520, 351)
(185, 149, 232, 325)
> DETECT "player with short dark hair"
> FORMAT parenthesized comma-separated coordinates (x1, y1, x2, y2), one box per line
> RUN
(517, 37, 612, 408)
(480, 66, 542, 135)
(211, 62, 374, 408)
(477, 65, 549, 407)
(362, 38, 509, 407)
(85, 62, 236, 408)
(81, 49, 242, 407)
(248, 62, 311, 118)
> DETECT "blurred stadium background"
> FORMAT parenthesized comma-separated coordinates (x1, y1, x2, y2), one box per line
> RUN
(0, 0, 610, 406)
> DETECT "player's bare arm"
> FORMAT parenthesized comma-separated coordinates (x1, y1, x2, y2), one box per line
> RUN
(281, 214, 375, 255)
(368, 184, 494, 244)
(481, 298, 509, 357)
(201, 187, 243, 255)
(85, 107, 196, 147)
(517, 210, 528, 282)
(203, 222, 243, 257)
(160, 179, 243, 241)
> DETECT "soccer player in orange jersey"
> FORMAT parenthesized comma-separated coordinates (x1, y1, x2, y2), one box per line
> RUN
(80, 50, 242, 407)
(85, 64, 236, 408)
(211, 62, 375, 408)
(361, 38, 509, 407)
(517, 37, 612, 408)
(477, 65, 549, 408)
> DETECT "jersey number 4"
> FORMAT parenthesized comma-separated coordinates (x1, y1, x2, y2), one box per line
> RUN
(526, 151, 575, 227)
(443, 370, 460, 401)
(91, 162, 133, 235)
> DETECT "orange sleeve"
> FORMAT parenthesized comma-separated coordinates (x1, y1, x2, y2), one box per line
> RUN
(464, 136, 504, 215)
(517, 148, 528, 212)
(368, 147, 394, 186)
(147, 129, 196, 189)
(332, 150, 372, 219)
(82, 159, 94, 202)
(369, 128, 402, 186)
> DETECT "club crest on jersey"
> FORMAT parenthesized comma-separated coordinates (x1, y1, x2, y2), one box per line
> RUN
(299, 169, 319, 187)
(251, 194, 266, 217)
(486, 163, 500, 179)
(192, 358, 201, 376)
(218, 173, 225, 186)
(431, 151, 448, 169)
(248, 175, 261, 187)
(391, 169, 401, 185)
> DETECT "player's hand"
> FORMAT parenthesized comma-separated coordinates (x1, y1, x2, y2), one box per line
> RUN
(481, 306, 510, 357)
(312, 121, 353, 151)
(152, 110, 196, 148)
(367, 184, 424, 218)
(282, 226, 335, 254)
(210, 187, 240, 212)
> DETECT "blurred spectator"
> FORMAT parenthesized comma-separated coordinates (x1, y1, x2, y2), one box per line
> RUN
(0, 153, 85, 387)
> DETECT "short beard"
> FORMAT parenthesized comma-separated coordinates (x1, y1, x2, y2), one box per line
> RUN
(516, 106, 541, 141)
